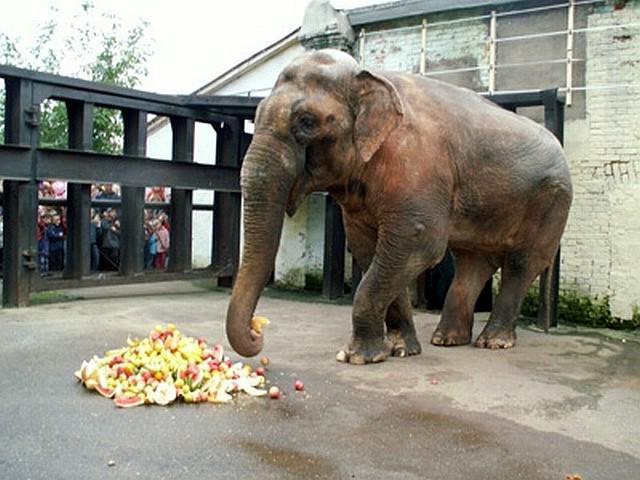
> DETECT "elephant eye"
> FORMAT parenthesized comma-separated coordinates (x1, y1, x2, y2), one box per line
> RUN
(292, 113, 318, 143)
(298, 113, 317, 131)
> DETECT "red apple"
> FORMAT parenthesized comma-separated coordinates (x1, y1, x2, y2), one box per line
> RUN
(268, 386, 280, 399)
(294, 380, 304, 391)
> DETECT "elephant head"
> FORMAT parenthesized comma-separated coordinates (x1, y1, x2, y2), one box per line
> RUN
(225, 49, 404, 357)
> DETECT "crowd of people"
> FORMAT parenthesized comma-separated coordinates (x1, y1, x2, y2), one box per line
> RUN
(34, 181, 171, 275)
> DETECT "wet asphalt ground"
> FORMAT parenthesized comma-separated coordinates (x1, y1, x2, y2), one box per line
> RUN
(1, 282, 639, 479)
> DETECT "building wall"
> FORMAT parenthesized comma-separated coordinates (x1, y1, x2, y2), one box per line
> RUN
(562, 3, 640, 317)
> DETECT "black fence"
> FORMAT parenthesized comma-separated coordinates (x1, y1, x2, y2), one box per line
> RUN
(0, 64, 564, 330)
(0, 64, 258, 307)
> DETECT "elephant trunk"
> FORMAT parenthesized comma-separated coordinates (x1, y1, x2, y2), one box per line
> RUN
(225, 136, 298, 357)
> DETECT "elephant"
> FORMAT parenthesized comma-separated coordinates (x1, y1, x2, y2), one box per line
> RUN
(225, 49, 572, 364)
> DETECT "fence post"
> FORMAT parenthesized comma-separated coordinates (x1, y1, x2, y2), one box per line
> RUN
(120, 109, 147, 276)
(167, 117, 195, 272)
(213, 120, 243, 287)
(63, 100, 93, 279)
(322, 196, 345, 299)
(538, 90, 564, 331)
(2, 78, 39, 307)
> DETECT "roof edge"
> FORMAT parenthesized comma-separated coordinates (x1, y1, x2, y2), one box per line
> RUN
(346, 0, 569, 27)
(147, 28, 300, 134)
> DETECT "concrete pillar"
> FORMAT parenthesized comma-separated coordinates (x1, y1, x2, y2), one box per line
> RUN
(299, 0, 355, 52)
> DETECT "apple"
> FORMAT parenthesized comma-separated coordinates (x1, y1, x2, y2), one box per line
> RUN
(268, 386, 280, 399)
(294, 380, 304, 391)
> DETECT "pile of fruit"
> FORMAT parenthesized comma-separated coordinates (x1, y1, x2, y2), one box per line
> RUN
(75, 322, 283, 408)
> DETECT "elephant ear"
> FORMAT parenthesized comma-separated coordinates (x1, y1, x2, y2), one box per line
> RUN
(352, 70, 404, 163)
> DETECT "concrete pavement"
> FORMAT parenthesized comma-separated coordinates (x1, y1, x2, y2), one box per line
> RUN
(1, 282, 638, 479)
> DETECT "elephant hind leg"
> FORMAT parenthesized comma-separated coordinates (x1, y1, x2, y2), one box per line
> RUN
(476, 186, 571, 349)
(474, 252, 539, 349)
(431, 252, 498, 347)
(385, 288, 422, 357)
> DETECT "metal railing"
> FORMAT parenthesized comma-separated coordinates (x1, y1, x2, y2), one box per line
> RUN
(358, 0, 640, 104)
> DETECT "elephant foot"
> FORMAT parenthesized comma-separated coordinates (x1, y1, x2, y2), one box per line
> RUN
(387, 329, 422, 358)
(474, 325, 516, 350)
(431, 327, 471, 347)
(336, 337, 392, 365)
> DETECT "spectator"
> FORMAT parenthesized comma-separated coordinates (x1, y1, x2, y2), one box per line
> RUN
(47, 213, 65, 271)
(90, 211, 101, 271)
(146, 219, 158, 269)
(51, 180, 66, 199)
(37, 213, 51, 274)
(146, 186, 166, 203)
(154, 219, 169, 269)
(96, 183, 120, 213)
(100, 209, 120, 270)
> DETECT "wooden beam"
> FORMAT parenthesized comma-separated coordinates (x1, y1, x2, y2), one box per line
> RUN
(2, 78, 38, 307)
(322, 196, 345, 299)
(213, 120, 243, 287)
(120, 109, 147, 277)
(167, 116, 195, 273)
(63, 100, 93, 279)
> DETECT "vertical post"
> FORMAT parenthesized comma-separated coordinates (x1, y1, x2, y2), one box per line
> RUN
(63, 100, 93, 279)
(488, 11, 497, 95)
(538, 90, 564, 331)
(566, 0, 575, 106)
(358, 29, 366, 68)
(167, 116, 194, 272)
(322, 196, 345, 299)
(2, 78, 38, 307)
(420, 19, 427, 76)
(120, 109, 147, 277)
(213, 120, 243, 287)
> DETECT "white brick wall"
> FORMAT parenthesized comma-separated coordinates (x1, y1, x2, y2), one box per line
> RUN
(562, 3, 640, 317)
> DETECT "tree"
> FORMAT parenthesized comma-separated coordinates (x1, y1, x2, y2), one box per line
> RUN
(0, 2, 152, 153)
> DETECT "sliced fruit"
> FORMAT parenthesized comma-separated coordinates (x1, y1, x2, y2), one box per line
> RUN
(113, 394, 145, 408)
(96, 384, 116, 398)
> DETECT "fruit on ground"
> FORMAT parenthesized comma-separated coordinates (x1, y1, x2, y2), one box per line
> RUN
(268, 386, 281, 399)
(75, 324, 270, 408)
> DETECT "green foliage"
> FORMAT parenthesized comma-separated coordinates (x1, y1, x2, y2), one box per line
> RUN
(0, 1, 151, 153)
(521, 286, 639, 330)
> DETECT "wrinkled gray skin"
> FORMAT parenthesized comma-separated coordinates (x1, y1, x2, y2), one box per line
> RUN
(226, 49, 572, 364)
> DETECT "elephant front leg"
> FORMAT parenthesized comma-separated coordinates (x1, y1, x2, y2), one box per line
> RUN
(385, 289, 422, 357)
(338, 223, 445, 364)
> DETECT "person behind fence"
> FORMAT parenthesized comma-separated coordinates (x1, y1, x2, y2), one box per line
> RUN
(145, 218, 158, 270)
(37, 211, 51, 274)
(154, 218, 169, 269)
(47, 213, 65, 271)
(90, 210, 101, 271)
(99, 209, 120, 270)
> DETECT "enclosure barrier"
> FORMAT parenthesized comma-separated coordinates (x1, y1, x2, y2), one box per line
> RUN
(0, 64, 258, 307)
